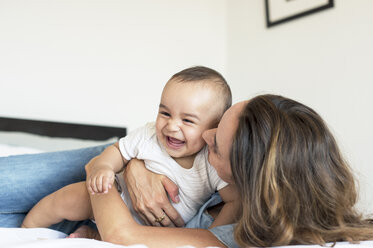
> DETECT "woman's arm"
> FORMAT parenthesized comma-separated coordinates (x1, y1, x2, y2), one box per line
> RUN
(209, 184, 240, 229)
(89, 185, 226, 248)
(123, 159, 184, 227)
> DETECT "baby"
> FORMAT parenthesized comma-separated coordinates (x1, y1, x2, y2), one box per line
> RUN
(22, 66, 238, 233)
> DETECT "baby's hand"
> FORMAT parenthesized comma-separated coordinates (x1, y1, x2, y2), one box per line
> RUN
(86, 166, 115, 195)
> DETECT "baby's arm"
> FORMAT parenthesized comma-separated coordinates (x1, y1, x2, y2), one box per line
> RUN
(209, 184, 240, 229)
(85, 142, 128, 194)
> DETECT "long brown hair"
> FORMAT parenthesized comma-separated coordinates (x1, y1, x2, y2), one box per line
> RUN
(231, 94, 373, 247)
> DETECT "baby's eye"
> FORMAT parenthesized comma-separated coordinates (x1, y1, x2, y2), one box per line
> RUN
(160, 111, 170, 117)
(183, 119, 194, 124)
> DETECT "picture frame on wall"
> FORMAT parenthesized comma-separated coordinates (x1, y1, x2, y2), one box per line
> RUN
(265, 0, 334, 28)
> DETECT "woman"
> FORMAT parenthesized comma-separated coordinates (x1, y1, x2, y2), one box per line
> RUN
(89, 94, 373, 247)
(1, 94, 373, 247)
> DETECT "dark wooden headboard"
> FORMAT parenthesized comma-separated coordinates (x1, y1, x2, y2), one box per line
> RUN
(0, 117, 127, 140)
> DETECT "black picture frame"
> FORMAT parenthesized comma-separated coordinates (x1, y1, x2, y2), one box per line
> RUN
(265, 0, 334, 28)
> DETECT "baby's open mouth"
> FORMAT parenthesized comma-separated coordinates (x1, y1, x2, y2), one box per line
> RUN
(167, 136, 185, 149)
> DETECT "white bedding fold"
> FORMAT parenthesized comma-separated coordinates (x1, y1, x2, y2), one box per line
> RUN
(0, 228, 145, 248)
(1, 228, 373, 248)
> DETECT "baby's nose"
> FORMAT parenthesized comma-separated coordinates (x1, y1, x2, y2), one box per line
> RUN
(167, 119, 181, 131)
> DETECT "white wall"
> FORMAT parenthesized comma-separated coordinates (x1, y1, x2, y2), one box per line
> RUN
(0, 0, 227, 130)
(1, 0, 372, 214)
(226, 0, 373, 214)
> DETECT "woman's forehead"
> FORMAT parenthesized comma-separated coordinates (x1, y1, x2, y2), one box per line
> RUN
(220, 101, 247, 123)
(216, 101, 247, 153)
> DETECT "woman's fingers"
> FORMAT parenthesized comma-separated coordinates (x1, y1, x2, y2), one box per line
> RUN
(138, 194, 178, 227)
(162, 176, 180, 203)
(136, 202, 175, 227)
(123, 159, 182, 226)
(132, 199, 156, 225)
(161, 177, 184, 227)
(162, 203, 184, 227)
(152, 210, 175, 227)
(138, 211, 151, 226)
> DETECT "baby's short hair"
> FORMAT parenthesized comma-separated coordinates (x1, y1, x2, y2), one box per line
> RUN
(169, 66, 232, 113)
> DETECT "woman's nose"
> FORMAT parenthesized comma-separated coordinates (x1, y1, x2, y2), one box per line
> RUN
(202, 128, 216, 146)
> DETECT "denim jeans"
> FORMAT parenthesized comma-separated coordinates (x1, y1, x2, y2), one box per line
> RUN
(0, 144, 110, 233)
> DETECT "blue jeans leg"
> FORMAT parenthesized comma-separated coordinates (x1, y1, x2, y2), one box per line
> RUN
(0, 144, 110, 233)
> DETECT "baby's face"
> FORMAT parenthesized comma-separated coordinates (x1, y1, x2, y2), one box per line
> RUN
(155, 80, 223, 160)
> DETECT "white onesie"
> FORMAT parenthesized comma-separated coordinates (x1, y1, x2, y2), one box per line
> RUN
(116, 122, 228, 225)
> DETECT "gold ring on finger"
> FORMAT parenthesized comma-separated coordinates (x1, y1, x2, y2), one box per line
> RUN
(154, 213, 166, 223)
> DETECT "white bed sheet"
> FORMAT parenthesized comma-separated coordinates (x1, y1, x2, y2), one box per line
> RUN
(1, 228, 373, 248)
(0, 228, 151, 248)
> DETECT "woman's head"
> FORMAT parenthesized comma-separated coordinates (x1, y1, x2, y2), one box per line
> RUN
(202, 101, 247, 184)
(212, 94, 373, 247)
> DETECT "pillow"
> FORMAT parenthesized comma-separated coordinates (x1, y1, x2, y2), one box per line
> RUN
(0, 144, 44, 157)
(0, 131, 118, 157)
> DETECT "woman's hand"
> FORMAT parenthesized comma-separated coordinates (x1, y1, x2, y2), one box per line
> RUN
(123, 159, 185, 227)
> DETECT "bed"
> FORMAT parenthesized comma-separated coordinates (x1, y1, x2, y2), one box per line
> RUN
(0, 116, 127, 155)
(1, 117, 372, 248)
(0, 116, 133, 247)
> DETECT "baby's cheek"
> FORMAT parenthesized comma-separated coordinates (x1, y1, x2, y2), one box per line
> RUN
(155, 119, 162, 132)
(189, 130, 201, 141)
(194, 135, 208, 150)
